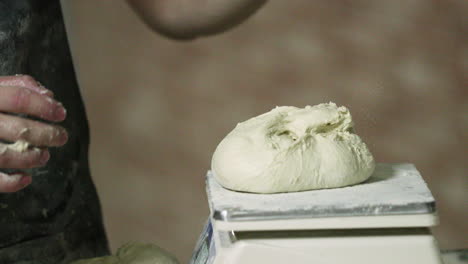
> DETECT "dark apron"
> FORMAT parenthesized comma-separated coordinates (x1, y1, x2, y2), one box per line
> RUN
(0, 1, 109, 263)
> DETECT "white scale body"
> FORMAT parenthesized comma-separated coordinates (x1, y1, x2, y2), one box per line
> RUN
(205, 163, 445, 264)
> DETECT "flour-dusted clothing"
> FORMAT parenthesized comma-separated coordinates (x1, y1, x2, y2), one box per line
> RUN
(0, 1, 109, 263)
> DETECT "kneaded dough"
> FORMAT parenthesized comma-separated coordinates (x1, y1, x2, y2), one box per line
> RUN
(71, 242, 179, 264)
(71, 256, 119, 264)
(211, 102, 375, 193)
(116, 242, 179, 264)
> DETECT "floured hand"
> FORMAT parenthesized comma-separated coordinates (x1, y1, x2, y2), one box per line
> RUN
(0, 75, 68, 193)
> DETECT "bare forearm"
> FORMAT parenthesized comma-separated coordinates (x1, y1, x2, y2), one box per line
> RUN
(126, 0, 267, 39)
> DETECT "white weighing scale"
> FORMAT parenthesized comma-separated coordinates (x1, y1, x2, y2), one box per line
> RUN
(205, 163, 444, 264)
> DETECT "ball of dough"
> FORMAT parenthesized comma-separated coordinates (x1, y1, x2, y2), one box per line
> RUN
(211, 102, 375, 193)
(70, 242, 179, 264)
(70, 256, 119, 264)
(116, 242, 179, 264)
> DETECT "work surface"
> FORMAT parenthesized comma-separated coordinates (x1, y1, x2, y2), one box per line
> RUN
(207, 163, 435, 222)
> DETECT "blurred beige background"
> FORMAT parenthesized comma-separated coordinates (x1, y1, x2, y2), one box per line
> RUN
(63, 1, 467, 262)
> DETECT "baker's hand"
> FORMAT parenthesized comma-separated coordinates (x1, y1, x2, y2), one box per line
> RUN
(0, 75, 68, 193)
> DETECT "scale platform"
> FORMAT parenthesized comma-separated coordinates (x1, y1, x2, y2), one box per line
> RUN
(206, 163, 444, 264)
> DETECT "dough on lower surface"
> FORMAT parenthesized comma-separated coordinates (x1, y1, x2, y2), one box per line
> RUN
(211, 102, 375, 193)
(71, 256, 119, 264)
(71, 242, 179, 264)
(116, 242, 179, 264)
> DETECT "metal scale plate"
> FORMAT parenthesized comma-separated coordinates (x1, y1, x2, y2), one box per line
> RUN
(205, 163, 442, 264)
(207, 163, 437, 231)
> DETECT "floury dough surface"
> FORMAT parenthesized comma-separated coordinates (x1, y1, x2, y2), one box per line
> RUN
(71, 242, 179, 264)
(211, 102, 375, 193)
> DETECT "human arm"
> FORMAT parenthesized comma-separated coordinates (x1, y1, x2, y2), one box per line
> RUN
(126, 0, 267, 39)
(0, 75, 68, 193)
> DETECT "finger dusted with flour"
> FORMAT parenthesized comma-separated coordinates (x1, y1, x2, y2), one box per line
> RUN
(0, 172, 32, 193)
(0, 75, 68, 193)
(211, 102, 375, 194)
